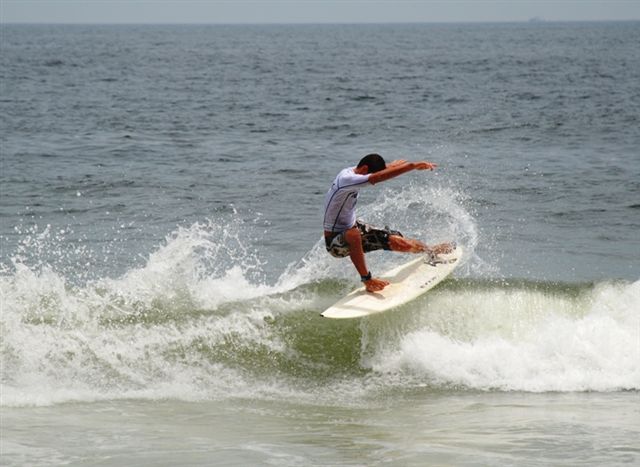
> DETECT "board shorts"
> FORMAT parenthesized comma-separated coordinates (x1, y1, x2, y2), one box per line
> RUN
(324, 221, 403, 258)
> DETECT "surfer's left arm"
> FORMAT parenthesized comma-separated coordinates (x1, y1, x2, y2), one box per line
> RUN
(368, 160, 437, 184)
(387, 159, 407, 168)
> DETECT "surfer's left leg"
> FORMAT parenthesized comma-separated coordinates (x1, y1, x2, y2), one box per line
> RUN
(357, 222, 451, 255)
(389, 236, 454, 255)
(388, 235, 427, 253)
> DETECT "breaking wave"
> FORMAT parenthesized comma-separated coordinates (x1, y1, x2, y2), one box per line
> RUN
(1, 185, 638, 407)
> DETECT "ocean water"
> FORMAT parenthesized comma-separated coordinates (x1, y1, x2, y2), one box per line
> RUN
(1, 22, 639, 466)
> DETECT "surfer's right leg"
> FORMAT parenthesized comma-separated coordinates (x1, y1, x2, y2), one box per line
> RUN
(343, 227, 389, 292)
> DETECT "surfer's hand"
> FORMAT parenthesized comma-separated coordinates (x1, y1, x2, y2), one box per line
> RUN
(364, 277, 389, 293)
(413, 161, 437, 171)
(388, 159, 407, 167)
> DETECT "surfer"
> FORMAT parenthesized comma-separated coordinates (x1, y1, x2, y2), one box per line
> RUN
(323, 153, 452, 292)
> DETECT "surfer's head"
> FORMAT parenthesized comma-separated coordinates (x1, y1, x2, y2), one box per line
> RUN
(357, 153, 386, 173)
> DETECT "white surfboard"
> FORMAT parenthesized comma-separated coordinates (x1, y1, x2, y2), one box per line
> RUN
(321, 245, 463, 319)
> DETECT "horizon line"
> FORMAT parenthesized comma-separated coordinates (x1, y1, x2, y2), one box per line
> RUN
(3, 18, 639, 26)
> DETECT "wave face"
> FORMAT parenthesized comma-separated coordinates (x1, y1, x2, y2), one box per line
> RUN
(2, 212, 638, 407)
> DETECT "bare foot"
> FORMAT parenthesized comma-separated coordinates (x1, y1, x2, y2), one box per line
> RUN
(430, 242, 454, 255)
(364, 277, 389, 292)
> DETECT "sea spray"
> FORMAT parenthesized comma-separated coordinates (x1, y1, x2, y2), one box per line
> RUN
(277, 180, 484, 290)
(1, 217, 282, 407)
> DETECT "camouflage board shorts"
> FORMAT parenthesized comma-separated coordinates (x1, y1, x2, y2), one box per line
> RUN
(324, 221, 403, 258)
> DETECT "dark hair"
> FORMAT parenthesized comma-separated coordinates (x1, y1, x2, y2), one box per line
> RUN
(357, 153, 386, 173)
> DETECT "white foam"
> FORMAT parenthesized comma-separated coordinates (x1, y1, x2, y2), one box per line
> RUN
(368, 280, 640, 392)
(0, 273, 288, 407)
(1, 218, 290, 407)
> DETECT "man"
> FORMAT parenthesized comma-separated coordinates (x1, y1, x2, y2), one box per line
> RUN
(323, 153, 452, 293)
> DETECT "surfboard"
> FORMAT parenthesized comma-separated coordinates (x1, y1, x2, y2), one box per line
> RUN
(321, 245, 462, 319)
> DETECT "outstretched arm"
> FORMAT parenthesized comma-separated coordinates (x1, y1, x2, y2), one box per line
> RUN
(368, 160, 437, 185)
